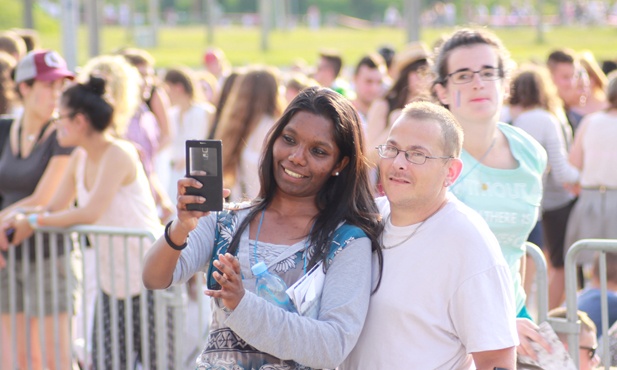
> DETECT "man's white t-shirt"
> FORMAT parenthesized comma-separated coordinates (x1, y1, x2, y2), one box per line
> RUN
(341, 194, 518, 369)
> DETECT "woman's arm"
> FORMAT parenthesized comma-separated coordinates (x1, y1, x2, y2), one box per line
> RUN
(225, 238, 373, 368)
(36, 144, 135, 228)
(569, 117, 590, 170)
(142, 178, 223, 289)
(44, 151, 79, 213)
(543, 115, 579, 184)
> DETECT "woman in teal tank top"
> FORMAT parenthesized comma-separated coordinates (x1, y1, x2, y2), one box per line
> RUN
(432, 28, 549, 360)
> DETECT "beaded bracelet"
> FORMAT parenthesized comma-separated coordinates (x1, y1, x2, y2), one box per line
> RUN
(164, 220, 187, 251)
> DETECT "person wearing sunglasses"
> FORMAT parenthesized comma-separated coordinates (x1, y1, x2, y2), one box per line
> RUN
(433, 28, 550, 360)
(341, 101, 517, 369)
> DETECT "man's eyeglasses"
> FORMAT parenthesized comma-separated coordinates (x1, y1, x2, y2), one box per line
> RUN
(376, 144, 453, 165)
(580, 344, 597, 359)
(445, 67, 501, 85)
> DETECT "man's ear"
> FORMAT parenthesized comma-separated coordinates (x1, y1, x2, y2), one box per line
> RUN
(445, 158, 463, 186)
(434, 83, 450, 106)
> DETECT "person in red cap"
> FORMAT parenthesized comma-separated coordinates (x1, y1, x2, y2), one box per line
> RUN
(0, 49, 75, 370)
(203, 47, 230, 87)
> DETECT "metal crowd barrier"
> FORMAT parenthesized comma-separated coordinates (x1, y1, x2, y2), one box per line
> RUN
(560, 238, 617, 367)
(0, 225, 211, 370)
(525, 241, 549, 324)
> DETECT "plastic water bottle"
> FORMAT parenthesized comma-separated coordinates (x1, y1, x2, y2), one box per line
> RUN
(251, 261, 296, 312)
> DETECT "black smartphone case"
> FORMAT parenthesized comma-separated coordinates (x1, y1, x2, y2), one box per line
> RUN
(185, 140, 223, 212)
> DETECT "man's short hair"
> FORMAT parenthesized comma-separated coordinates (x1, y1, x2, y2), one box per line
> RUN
(548, 307, 597, 341)
(592, 252, 617, 284)
(354, 53, 386, 76)
(399, 101, 463, 158)
(319, 51, 343, 78)
(547, 49, 576, 71)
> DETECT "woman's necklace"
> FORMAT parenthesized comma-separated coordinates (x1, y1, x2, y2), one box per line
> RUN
(381, 200, 446, 250)
(252, 209, 313, 273)
(451, 136, 497, 191)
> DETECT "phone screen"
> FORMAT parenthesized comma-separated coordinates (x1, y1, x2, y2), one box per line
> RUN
(188, 147, 218, 177)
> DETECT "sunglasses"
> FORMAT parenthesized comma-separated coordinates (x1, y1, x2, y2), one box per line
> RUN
(579, 344, 597, 359)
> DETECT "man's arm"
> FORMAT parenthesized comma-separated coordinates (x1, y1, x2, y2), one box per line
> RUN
(472, 346, 515, 370)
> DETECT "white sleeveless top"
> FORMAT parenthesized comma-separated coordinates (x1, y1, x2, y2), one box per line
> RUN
(75, 145, 163, 297)
(580, 111, 617, 187)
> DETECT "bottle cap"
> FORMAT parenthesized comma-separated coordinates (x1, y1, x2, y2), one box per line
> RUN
(251, 261, 268, 276)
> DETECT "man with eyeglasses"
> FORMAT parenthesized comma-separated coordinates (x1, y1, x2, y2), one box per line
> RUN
(547, 307, 600, 369)
(341, 101, 518, 369)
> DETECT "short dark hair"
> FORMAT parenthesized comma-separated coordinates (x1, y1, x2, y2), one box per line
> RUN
(592, 252, 617, 284)
(547, 49, 576, 71)
(319, 52, 343, 78)
(354, 53, 386, 76)
(377, 45, 396, 69)
(400, 101, 464, 158)
(164, 67, 196, 99)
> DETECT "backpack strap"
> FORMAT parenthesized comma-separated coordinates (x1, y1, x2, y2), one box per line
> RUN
(206, 209, 240, 290)
(323, 224, 367, 271)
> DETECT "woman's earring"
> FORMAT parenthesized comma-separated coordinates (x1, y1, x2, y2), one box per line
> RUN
(334, 172, 339, 176)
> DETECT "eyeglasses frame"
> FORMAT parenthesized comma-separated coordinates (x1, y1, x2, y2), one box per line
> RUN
(375, 144, 453, 165)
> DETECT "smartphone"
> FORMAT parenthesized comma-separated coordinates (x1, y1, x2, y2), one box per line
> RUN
(185, 140, 223, 212)
(5, 227, 15, 243)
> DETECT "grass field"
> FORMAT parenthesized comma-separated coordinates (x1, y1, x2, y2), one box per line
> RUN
(37, 24, 617, 70)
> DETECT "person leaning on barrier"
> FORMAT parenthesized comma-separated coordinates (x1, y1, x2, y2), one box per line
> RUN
(0, 49, 74, 370)
(340, 101, 518, 369)
(2, 75, 164, 369)
(142, 86, 384, 369)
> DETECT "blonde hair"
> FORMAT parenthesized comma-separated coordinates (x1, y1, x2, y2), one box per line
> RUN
(580, 50, 608, 94)
(214, 66, 284, 189)
(78, 55, 142, 136)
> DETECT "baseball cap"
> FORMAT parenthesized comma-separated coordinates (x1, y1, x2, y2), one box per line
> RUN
(14, 49, 74, 84)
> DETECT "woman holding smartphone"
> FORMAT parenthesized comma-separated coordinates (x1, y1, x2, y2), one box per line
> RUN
(142, 87, 384, 369)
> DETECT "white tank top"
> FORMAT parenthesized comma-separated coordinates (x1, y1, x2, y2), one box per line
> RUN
(75, 146, 163, 297)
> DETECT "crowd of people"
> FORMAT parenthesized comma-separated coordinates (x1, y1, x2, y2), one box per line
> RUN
(0, 24, 616, 369)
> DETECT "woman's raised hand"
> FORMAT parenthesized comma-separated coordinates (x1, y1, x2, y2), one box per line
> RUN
(174, 177, 230, 232)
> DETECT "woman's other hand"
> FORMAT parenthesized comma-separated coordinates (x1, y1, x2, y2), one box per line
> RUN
(205, 253, 245, 311)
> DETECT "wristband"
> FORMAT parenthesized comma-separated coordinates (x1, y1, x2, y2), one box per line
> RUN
(27, 213, 39, 229)
(164, 221, 187, 251)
